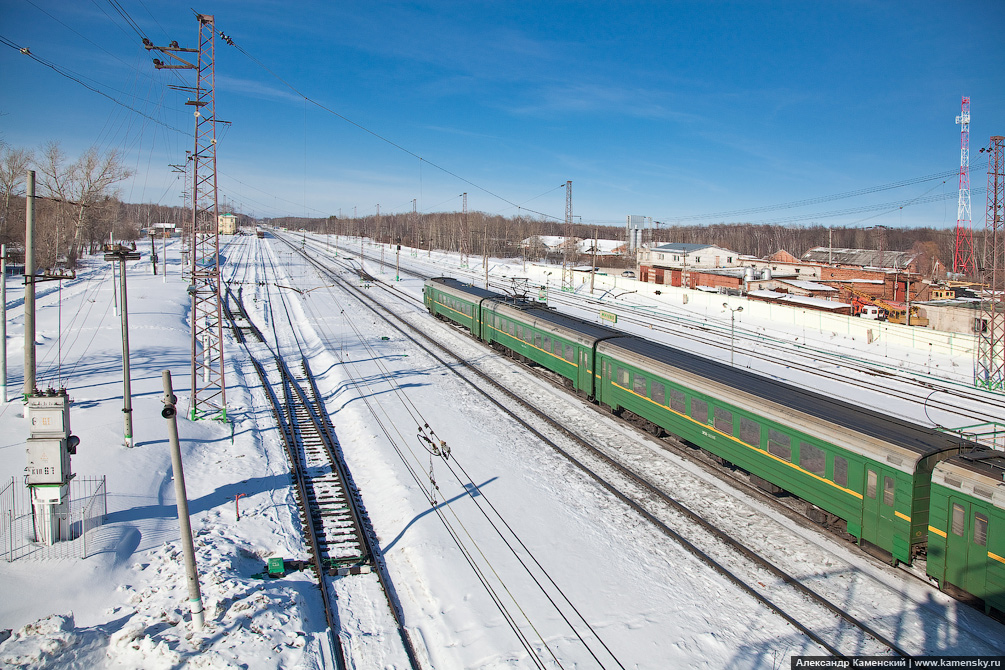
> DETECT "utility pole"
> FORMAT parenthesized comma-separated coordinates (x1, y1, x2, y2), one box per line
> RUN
(1, 244, 7, 403)
(590, 229, 598, 294)
(110, 231, 118, 317)
(24, 171, 36, 399)
(977, 135, 1004, 391)
(461, 193, 469, 266)
(161, 371, 205, 630)
(146, 14, 227, 420)
(149, 231, 158, 275)
(105, 244, 141, 447)
(483, 219, 489, 289)
(395, 239, 401, 281)
(562, 181, 574, 291)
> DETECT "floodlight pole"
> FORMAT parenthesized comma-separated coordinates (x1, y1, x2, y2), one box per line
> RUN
(161, 370, 205, 631)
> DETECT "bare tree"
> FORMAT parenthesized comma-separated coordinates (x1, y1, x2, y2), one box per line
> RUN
(0, 144, 34, 245)
(36, 142, 133, 266)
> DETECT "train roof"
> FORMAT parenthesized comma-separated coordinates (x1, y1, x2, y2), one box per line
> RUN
(933, 450, 1005, 509)
(429, 277, 622, 340)
(599, 336, 972, 460)
(489, 300, 625, 341)
(427, 277, 500, 301)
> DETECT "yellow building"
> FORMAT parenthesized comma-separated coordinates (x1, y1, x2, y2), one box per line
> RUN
(218, 213, 238, 235)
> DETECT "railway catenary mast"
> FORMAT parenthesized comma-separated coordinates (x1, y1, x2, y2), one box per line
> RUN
(562, 180, 573, 291)
(146, 15, 227, 420)
(977, 136, 1005, 392)
(954, 97, 976, 277)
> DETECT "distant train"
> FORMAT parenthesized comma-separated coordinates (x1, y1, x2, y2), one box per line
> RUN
(256, 229, 266, 239)
(423, 277, 1004, 616)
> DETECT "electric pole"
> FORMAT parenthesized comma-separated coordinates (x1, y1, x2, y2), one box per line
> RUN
(562, 181, 573, 291)
(104, 245, 141, 447)
(24, 171, 36, 398)
(461, 193, 469, 266)
(146, 15, 227, 420)
(977, 136, 1004, 392)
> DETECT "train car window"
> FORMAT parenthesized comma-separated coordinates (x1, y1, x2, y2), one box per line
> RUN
(974, 513, 988, 546)
(691, 398, 708, 424)
(951, 503, 965, 536)
(617, 366, 629, 387)
(833, 456, 848, 487)
(564, 344, 574, 362)
(509, 323, 515, 336)
(652, 381, 665, 405)
(714, 407, 733, 434)
(739, 418, 760, 447)
(767, 429, 791, 461)
(634, 374, 647, 395)
(883, 476, 895, 506)
(866, 471, 877, 499)
(535, 334, 542, 348)
(799, 443, 825, 476)
(670, 389, 685, 413)
(543, 336, 551, 352)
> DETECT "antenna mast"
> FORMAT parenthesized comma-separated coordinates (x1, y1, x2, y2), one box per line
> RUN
(954, 97, 976, 277)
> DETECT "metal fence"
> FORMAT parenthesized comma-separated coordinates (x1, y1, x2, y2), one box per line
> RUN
(0, 476, 107, 561)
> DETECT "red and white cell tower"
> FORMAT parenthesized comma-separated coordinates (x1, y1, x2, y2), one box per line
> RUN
(953, 97, 976, 277)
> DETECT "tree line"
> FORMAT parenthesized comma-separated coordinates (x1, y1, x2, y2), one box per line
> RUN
(2, 141, 969, 276)
(280, 214, 962, 276)
(1, 142, 138, 268)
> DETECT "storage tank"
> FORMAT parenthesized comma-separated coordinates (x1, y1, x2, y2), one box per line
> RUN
(762, 268, 772, 280)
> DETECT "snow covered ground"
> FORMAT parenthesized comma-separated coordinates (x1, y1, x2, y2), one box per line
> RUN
(0, 234, 1002, 669)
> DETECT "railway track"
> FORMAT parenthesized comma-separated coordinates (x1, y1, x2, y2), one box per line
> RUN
(307, 233, 1003, 432)
(274, 233, 932, 660)
(221, 242, 423, 670)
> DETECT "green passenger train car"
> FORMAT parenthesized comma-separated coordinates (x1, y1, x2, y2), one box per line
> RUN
(481, 299, 623, 396)
(422, 277, 997, 614)
(593, 337, 962, 566)
(928, 451, 1005, 616)
(423, 276, 495, 339)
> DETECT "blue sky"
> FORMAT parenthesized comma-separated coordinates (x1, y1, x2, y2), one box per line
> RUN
(1, 1, 1003, 229)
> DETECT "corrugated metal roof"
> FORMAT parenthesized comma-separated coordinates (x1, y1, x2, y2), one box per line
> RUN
(801, 247, 918, 268)
(652, 242, 733, 254)
(777, 280, 838, 292)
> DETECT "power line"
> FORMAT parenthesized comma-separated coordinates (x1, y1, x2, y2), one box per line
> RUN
(750, 186, 987, 226)
(0, 34, 186, 134)
(666, 162, 989, 223)
(218, 31, 564, 222)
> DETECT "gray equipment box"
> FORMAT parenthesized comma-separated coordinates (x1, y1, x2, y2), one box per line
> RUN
(28, 395, 71, 439)
(25, 438, 71, 485)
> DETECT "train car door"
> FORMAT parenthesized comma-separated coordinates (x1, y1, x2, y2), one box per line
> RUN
(945, 498, 989, 598)
(861, 466, 898, 553)
(578, 348, 591, 394)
